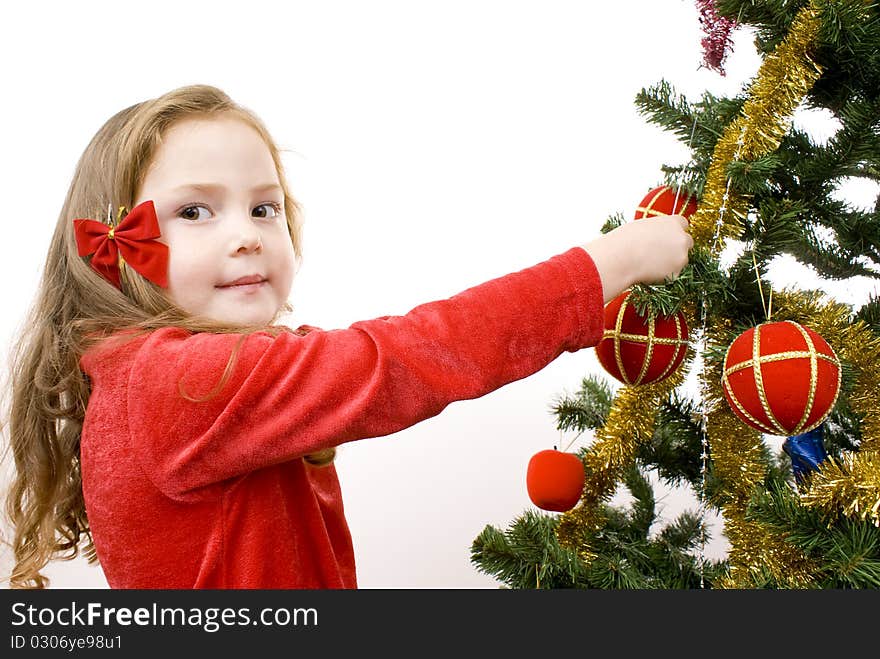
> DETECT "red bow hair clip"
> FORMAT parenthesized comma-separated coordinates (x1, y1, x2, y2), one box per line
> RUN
(73, 200, 169, 289)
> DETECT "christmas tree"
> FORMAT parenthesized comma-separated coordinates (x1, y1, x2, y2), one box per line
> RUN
(471, 0, 880, 589)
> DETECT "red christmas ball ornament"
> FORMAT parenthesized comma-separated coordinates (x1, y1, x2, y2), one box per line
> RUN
(526, 449, 585, 512)
(595, 291, 689, 386)
(634, 185, 698, 220)
(721, 321, 842, 436)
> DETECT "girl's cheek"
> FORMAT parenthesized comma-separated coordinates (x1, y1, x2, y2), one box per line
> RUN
(157, 220, 184, 247)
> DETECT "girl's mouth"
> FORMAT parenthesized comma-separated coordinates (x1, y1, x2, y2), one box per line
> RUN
(217, 274, 267, 288)
(220, 281, 266, 292)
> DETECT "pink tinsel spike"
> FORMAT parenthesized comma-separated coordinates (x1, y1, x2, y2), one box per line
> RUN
(695, 0, 738, 75)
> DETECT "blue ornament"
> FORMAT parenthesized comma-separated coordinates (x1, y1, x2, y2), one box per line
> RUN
(782, 424, 829, 484)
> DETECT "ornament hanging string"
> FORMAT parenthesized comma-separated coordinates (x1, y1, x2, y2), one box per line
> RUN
(559, 428, 585, 454)
(751, 248, 774, 320)
(670, 116, 699, 214)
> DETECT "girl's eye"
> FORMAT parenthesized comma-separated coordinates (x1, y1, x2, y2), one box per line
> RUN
(178, 205, 210, 222)
(253, 202, 283, 219)
(176, 203, 281, 221)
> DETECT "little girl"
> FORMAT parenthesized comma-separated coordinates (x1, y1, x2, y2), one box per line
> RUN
(2, 84, 692, 589)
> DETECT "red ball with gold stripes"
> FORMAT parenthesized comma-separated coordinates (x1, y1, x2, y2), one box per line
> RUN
(595, 291, 689, 386)
(634, 185, 698, 220)
(721, 321, 841, 436)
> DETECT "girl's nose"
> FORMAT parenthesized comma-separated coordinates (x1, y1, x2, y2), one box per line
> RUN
(236, 232, 263, 254)
(232, 219, 263, 254)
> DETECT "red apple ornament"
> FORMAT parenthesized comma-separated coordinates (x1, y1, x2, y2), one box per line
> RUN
(526, 449, 585, 512)
(596, 291, 689, 386)
(722, 320, 841, 435)
(634, 185, 698, 221)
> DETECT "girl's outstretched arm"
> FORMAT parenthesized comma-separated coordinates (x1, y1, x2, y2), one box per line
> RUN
(82, 247, 605, 501)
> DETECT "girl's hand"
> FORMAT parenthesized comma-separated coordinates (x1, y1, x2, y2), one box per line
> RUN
(582, 215, 693, 303)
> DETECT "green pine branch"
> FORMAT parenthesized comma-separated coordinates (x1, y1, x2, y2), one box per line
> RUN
(550, 374, 614, 434)
(748, 483, 880, 588)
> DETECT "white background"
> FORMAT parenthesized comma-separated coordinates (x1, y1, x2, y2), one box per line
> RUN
(1, 0, 876, 588)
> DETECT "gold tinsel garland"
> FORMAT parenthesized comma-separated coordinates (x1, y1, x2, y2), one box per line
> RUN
(667, 2, 827, 587)
(689, 2, 824, 248)
(801, 452, 880, 526)
(556, 310, 696, 559)
(557, 0, 880, 585)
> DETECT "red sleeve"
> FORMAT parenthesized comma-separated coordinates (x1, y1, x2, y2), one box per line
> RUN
(125, 247, 605, 499)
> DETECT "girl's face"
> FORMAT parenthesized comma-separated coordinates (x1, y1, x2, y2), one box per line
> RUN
(134, 116, 296, 327)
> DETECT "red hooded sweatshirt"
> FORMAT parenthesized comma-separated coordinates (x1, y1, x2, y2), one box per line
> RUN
(79, 247, 605, 588)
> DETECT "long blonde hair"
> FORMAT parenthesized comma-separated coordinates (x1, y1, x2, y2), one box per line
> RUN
(1, 84, 334, 589)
